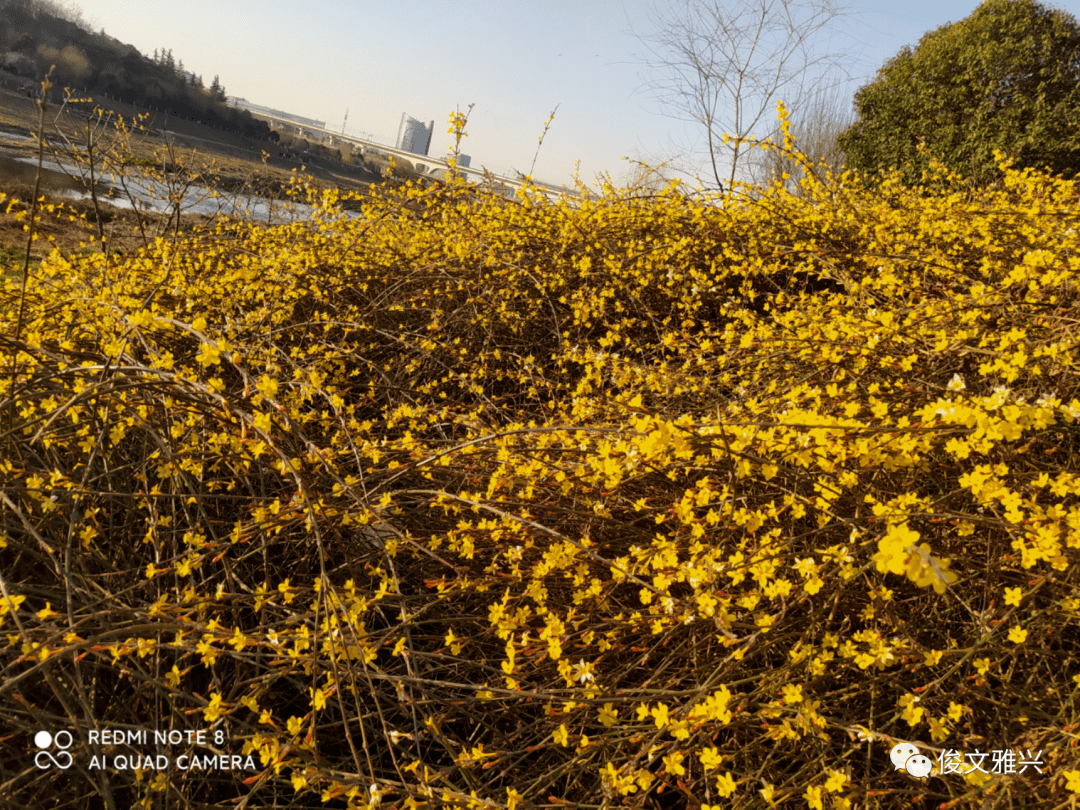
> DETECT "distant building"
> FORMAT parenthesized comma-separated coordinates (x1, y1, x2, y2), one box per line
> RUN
(396, 113, 434, 156)
(456, 154, 471, 169)
(231, 97, 325, 130)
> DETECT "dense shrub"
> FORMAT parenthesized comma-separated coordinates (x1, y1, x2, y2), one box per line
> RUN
(838, 0, 1080, 191)
(2, 105, 1080, 808)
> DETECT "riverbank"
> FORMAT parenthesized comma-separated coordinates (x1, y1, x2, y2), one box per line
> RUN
(0, 84, 388, 264)
(0, 85, 381, 200)
(0, 182, 216, 276)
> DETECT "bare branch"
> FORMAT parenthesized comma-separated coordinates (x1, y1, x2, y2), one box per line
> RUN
(632, 0, 864, 196)
(744, 81, 857, 197)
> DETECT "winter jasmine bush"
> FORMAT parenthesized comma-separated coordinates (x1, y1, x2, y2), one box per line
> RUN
(2, 101, 1079, 808)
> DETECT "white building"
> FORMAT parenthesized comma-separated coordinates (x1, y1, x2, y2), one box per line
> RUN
(396, 113, 434, 156)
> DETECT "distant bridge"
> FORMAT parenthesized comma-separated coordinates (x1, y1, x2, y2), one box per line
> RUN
(239, 107, 574, 199)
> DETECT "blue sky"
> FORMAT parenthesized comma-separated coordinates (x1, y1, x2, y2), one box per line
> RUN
(67, 0, 1080, 187)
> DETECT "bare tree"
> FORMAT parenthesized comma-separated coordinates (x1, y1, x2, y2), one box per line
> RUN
(633, 0, 863, 195)
(745, 82, 856, 197)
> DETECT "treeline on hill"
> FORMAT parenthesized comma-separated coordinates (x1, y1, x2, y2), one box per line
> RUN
(0, 0, 276, 142)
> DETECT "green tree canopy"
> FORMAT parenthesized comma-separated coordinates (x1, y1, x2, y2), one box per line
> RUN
(838, 0, 1080, 190)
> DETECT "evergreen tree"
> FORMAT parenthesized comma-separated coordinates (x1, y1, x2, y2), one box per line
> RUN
(210, 74, 226, 102)
(838, 0, 1080, 189)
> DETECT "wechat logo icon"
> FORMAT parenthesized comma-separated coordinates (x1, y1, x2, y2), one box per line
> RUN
(890, 741, 932, 779)
(34, 730, 73, 769)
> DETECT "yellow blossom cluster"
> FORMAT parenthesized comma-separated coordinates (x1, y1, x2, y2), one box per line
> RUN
(2, 102, 1079, 808)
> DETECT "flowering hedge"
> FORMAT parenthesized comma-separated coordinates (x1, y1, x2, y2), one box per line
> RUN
(2, 104, 1080, 809)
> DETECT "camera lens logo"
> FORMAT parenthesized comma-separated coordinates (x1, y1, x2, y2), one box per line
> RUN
(34, 730, 73, 770)
(890, 742, 932, 779)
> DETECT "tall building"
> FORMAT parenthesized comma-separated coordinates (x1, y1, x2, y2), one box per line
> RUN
(396, 113, 434, 156)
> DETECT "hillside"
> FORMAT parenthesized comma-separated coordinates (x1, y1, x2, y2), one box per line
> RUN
(0, 0, 274, 142)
